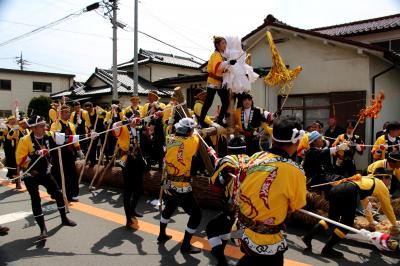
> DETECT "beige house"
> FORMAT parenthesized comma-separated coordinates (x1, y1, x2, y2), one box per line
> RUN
(241, 14, 400, 168)
(52, 49, 203, 108)
(0, 68, 74, 116)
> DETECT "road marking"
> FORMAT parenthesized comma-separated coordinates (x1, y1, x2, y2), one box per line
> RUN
(0, 182, 310, 266)
(0, 211, 31, 224)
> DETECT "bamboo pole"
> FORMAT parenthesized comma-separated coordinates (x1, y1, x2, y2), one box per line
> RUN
(96, 146, 119, 189)
(57, 148, 69, 212)
(89, 121, 112, 190)
(78, 112, 99, 184)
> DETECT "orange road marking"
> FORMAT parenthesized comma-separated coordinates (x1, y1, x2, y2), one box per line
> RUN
(1, 182, 310, 266)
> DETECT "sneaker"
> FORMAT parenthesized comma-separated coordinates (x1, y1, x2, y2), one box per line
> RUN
(115, 160, 126, 168)
(321, 247, 344, 258)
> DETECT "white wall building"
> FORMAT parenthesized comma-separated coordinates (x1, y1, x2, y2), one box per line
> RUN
(0, 68, 74, 116)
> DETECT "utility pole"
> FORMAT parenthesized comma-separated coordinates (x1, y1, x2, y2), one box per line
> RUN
(112, 0, 118, 100)
(15, 52, 29, 71)
(133, 0, 138, 96)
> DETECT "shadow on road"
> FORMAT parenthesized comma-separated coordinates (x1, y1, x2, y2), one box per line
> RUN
(91, 226, 146, 256)
(0, 224, 73, 264)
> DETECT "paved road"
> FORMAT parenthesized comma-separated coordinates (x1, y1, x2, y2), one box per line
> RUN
(0, 177, 399, 266)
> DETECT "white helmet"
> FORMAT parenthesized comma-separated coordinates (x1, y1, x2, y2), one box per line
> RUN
(174, 117, 197, 134)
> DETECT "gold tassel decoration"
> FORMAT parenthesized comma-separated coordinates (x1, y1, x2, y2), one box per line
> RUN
(264, 31, 302, 97)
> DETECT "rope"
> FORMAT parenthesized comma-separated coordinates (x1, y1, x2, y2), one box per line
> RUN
(4, 102, 188, 182)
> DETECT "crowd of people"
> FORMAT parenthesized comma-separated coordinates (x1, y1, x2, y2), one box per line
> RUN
(0, 35, 399, 265)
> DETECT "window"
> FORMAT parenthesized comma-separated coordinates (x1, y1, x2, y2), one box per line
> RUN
(279, 94, 330, 129)
(0, 110, 12, 117)
(372, 41, 389, 50)
(0, 79, 11, 90)
(279, 91, 366, 138)
(33, 82, 52, 92)
(372, 39, 400, 54)
(390, 39, 400, 54)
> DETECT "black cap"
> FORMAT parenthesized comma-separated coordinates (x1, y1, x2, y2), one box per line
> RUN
(373, 167, 392, 179)
(111, 99, 120, 105)
(386, 121, 400, 131)
(227, 135, 246, 154)
(388, 151, 400, 162)
(241, 93, 253, 101)
(28, 115, 46, 127)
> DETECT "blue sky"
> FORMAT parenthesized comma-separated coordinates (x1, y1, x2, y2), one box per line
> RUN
(0, 0, 399, 80)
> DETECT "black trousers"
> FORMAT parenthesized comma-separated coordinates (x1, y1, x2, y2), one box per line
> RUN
(161, 190, 202, 230)
(24, 173, 65, 216)
(206, 210, 235, 241)
(122, 155, 145, 221)
(87, 136, 100, 165)
(200, 86, 229, 124)
(326, 182, 359, 235)
(336, 159, 357, 178)
(51, 149, 79, 200)
(237, 244, 284, 266)
(5, 148, 16, 178)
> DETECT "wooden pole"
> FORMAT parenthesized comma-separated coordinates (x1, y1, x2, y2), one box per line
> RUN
(96, 146, 119, 189)
(57, 148, 69, 212)
(89, 121, 112, 189)
(78, 112, 99, 184)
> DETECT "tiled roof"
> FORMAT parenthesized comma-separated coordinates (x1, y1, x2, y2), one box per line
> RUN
(154, 73, 207, 86)
(242, 15, 400, 65)
(118, 49, 203, 69)
(51, 68, 171, 98)
(311, 13, 400, 37)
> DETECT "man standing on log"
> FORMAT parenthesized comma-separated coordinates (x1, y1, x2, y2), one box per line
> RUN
(51, 105, 84, 202)
(157, 117, 202, 254)
(206, 135, 249, 266)
(199, 36, 235, 127)
(236, 115, 307, 266)
(16, 116, 77, 240)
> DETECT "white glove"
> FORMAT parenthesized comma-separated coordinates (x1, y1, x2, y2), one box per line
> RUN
(168, 116, 174, 125)
(90, 131, 99, 139)
(106, 119, 112, 125)
(12, 125, 19, 130)
(36, 149, 49, 157)
(144, 116, 151, 123)
(211, 122, 221, 129)
(111, 104, 119, 109)
(55, 132, 66, 145)
(337, 142, 350, 151)
(0, 122, 6, 130)
(77, 150, 84, 160)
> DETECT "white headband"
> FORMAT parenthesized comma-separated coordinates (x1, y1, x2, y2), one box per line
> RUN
(227, 145, 247, 149)
(27, 116, 46, 127)
(272, 128, 305, 144)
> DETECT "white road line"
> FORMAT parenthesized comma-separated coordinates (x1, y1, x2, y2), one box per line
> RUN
(0, 211, 32, 224)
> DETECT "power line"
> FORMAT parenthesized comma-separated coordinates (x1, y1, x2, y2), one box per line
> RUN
(28, 60, 92, 76)
(138, 1, 210, 51)
(0, 19, 111, 39)
(0, 2, 100, 48)
(95, 12, 206, 62)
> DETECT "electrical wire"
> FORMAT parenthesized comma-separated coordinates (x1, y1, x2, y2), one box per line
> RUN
(0, 19, 111, 40)
(138, 1, 210, 51)
(0, 3, 99, 48)
(94, 11, 206, 62)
